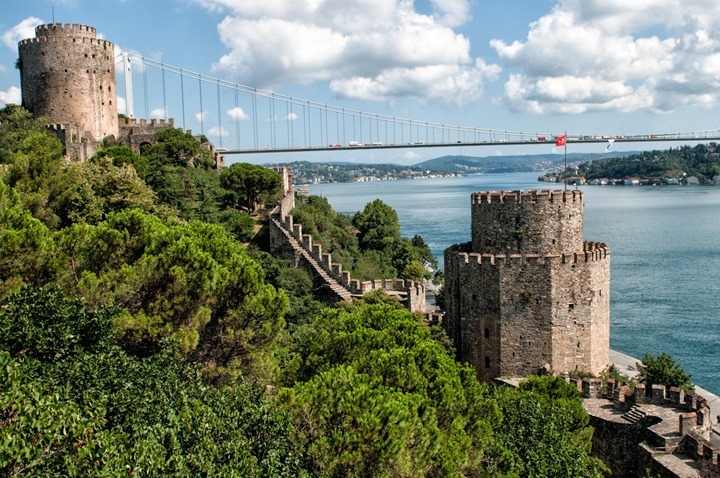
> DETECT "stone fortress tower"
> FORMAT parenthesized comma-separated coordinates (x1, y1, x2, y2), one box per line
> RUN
(18, 23, 119, 158)
(443, 189, 610, 381)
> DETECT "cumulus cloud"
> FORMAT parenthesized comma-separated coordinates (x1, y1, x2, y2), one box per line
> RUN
(208, 125, 229, 137)
(195, 111, 209, 123)
(2, 17, 43, 49)
(285, 112, 297, 121)
(197, 0, 494, 105)
(491, 0, 720, 113)
(0, 86, 21, 107)
(227, 106, 249, 120)
(150, 107, 169, 118)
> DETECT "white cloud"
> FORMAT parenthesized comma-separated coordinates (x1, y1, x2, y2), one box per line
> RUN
(285, 112, 298, 121)
(0, 86, 21, 107)
(117, 96, 128, 116)
(150, 107, 169, 118)
(401, 151, 421, 161)
(491, 0, 720, 113)
(195, 111, 209, 122)
(2, 17, 43, 49)
(208, 125, 229, 137)
(0, 64, 6, 73)
(227, 106, 249, 120)
(198, 0, 496, 105)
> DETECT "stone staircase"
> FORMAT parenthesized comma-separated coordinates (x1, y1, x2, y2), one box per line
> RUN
(271, 217, 353, 302)
(621, 405, 648, 424)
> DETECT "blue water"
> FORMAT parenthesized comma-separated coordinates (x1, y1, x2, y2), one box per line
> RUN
(307, 173, 720, 395)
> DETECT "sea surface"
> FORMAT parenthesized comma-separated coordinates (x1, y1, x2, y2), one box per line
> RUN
(306, 172, 720, 395)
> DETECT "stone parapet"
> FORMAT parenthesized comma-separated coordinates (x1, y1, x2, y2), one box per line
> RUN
(275, 208, 426, 312)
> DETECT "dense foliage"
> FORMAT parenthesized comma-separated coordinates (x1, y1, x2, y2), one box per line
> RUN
(577, 142, 720, 182)
(0, 286, 305, 476)
(0, 105, 609, 476)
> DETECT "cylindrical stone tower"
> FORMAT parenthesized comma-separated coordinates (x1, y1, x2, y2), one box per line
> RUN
(18, 23, 118, 142)
(444, 189, 610, 381)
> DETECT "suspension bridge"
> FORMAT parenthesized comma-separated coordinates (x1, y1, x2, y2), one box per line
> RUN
(119, 53, 720, 155)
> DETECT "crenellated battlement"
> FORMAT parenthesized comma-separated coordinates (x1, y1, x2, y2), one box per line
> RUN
(470, 189, 585, 256)
(471, 189, 582, 205)
(448, 240, 609, 267)
(19, 36, 113, 50)
(276, 210, 426, 312)
(35, 23, 97, 37)
(18, 22, 118, 154)
(571, 375, 720, 475)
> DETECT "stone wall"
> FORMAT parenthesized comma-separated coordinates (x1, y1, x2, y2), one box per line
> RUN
(269, 209, 426, 312)
(445, 241, 609, 380)
(576, 377, 717, 478)
(19, 23, 118, 144)
(470, 189, 584, 255)
(444, 189, 610, 381)
(117, 117, 226, 168)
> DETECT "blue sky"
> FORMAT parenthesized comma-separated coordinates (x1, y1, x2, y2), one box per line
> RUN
(1, 0, 719, 165)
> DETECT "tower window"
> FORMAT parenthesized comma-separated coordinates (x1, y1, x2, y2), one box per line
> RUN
(484, 357, 490, 368)
(568, 303, 574, 311)
(484, 328, 490, 338)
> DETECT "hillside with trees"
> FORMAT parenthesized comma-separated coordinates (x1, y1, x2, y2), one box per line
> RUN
(0, 104, 613, 476)
(576, 143, 720, 183)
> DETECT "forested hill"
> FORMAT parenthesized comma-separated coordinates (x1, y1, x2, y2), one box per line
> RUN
(577, 142, 720, 181)
(415, 151, 638, 173)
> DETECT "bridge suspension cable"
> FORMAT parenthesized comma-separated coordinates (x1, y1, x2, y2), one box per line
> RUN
(118, 52, 720, 154)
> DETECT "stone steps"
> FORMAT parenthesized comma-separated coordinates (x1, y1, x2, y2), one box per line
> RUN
(271, 218, 354, 302)
(621, 405, 647, 424)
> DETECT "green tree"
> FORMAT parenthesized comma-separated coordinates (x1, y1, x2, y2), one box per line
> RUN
(0, 285, 115, 361)
(493, 375, 608, 478)
(0, 104, 50, 165)
(637, 352, 694, 392)
(0, 286, 307, 476)
(219, 162, 282, 212)
(280, 302, 509, 477)
(352, 198, 401, 250)
(54, 209, 288, 382)
(0, 180, 55, 297)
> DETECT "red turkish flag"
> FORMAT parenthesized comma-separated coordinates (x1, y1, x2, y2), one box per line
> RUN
(555, 135, 567, 147)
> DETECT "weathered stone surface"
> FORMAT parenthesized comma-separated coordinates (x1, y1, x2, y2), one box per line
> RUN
(19, 23, 119, 143)
(444, 189, 610, 381)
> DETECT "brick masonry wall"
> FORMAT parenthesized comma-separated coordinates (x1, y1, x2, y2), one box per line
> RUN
(19, 23, 119, 142)
(445, 189, 610, 380)
(471, 189, 584, 255)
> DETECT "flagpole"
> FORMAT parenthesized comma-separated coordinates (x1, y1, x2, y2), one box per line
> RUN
(564, 130, 567, 191)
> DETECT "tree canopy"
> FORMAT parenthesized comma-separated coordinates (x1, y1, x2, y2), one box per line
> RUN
(637, 352, 694, 392)
(219, 162, 282, 212)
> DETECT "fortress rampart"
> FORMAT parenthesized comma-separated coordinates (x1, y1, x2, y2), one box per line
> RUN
(268, 203, 426, 312)
(571, 376, 718, 477)
(18, 23, 118, 148)
(118, 117, 225, 168)
(444, 189, 610, 381)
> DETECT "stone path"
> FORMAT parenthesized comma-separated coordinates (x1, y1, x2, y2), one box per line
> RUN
(271, 217, 354, 302)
